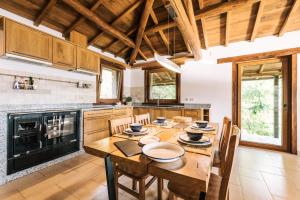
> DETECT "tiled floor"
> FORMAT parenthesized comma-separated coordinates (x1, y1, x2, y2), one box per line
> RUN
(0, 146, 300, 200)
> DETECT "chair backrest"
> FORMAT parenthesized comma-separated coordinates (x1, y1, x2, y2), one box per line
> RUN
(135, 113, 151, 125)
(219, 125, 241, 200)
(109, 117, 133, 135)
(219, 117, 232, 174)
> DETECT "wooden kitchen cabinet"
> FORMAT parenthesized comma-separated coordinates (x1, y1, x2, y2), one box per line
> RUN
(3, 19, 52, 62)
(163, 109, 183, 119)
(133, 107, 209, 121)
(52, 37, 76, 70)
(184, 109, 203, 120)
(83, 107, 133, 145)
(76, 46, 100, 74)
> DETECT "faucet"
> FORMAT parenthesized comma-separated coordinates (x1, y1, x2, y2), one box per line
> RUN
(157, 93, 160, 106)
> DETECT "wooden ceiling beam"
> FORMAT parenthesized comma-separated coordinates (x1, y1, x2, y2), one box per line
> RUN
(150, 9, 173, 53)
(250, 1, 264, 41)
(143, 34, 157, 54)
(129, 0, 154, 65)
(138, 50, 148, 61)
(88, 0, 143, 46)
(184, 0, 201, 51)
(103, 27, 137, 52)
(63, 0, 135, 48)
(258, 64, 264, 73)
(164, 0, 201, 60)
(278, 0, 300, 37)
(34, 0, 57, 26)
(225, 11, 231, 46)
(63, 0, 103, 37)
(198, 0, 208, 49)
(218, 47, 300, 63)
(145, 0, 259, 35)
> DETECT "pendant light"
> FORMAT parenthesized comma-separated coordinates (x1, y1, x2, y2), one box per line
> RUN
(155, 6, 181, 74)
(154, 53, 181, 73)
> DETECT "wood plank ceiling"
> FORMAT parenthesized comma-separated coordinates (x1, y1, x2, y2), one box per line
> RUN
(0, 0, 299, 65)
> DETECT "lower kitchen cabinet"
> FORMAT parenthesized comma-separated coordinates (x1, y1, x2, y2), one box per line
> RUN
(83, 107, 132, 145)
(133, 107, 210, 121)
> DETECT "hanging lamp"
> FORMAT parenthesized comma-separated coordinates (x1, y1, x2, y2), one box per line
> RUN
(155, 5, 181, 74)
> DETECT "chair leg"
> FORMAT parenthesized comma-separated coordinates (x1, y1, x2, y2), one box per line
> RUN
(113, 165, 119, 200)
(138, 178, 146, 200)
(157, 178, 163, 200)
(132, 179, 137, 190)
(168, 191, 176, 200)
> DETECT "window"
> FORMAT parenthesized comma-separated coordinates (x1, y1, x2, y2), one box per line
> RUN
(145, 68, 180, 104)
(97, 66, 123, 104)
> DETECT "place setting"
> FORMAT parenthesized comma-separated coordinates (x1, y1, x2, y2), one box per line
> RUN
(114, 132, 185, 164)
(152, 117, 178, 128)
(190, 120, 216, 132)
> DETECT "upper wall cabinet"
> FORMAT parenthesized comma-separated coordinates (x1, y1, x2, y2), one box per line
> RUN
(2, 18, 52, 62)
(76, 46, 100, 74)
(52, 38, 76, 70)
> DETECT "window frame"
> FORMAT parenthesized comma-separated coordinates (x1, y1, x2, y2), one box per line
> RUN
(97, 65, 123, 104)
(144, 68, 181, 104)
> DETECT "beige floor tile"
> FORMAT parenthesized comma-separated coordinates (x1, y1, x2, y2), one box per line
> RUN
(67, 180, 108, 200)
(229, 184, 243, 200)
(262, 172, 300, 199)
(239, 176, 272, 200)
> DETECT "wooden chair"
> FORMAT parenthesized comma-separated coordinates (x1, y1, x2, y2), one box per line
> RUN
(109, 117, 133, 135)
(135, 113, 151, 125)
(213, 117, 232, 174)
(109, 117, 156, 200)
(168, 125, 241, 200)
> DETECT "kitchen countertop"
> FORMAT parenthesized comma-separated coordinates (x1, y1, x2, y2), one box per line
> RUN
(132, 103, 211, 109)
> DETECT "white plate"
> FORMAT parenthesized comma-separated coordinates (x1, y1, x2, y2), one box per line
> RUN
(142, 142, 185, 162)
(178, 136, 212, 147)
(179, 133, 210, 144)
(191, 124, 215, 131)
(139, 136, 160, 146)
(123, 128, 148, 135)
(152, 120, 170, 125)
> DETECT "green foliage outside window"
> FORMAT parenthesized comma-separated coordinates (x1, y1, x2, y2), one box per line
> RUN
(241, 79, 281, 137)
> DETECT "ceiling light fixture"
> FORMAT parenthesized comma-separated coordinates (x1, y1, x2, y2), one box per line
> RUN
(154, 53, 181, 73)
(154, 4, 181, 74)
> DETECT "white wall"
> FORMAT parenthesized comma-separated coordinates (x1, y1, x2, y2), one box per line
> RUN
(180, 62, 232, 124)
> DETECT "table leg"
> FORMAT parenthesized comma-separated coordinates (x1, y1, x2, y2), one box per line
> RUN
(157, 178, 163, 200)
(104, 155, 116, 200)
(199, 192, 206, 200)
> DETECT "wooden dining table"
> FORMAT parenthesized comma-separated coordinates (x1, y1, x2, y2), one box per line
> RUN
(84, 122, 219, 200)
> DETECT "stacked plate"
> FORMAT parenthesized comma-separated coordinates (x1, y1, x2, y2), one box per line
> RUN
(142, 142, 185, 163)
(123, 128, 149, 136)
(190, 123, 215, 131)
(152, 120, 170, 126)
(178, 132, 212, 147)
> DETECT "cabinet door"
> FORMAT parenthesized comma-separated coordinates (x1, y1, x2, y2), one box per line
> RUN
(5, 19, 52, 62)
(163, 109, 183, 119)
(84, 130, 109, 146)
(76, 47, 99, 74)
(84, 115, 111, 134)
(184, 109, 203, 120)
(53, 38, 76, 70)
(150, 109, 162, 121)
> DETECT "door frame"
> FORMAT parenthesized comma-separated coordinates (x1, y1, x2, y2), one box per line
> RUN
(232, 54, 297, 154)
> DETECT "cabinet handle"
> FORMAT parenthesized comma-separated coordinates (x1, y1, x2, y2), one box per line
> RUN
(70, 139, 77, 143)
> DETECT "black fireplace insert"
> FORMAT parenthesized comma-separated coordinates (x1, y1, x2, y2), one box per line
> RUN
(7, 110, 80, 175)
